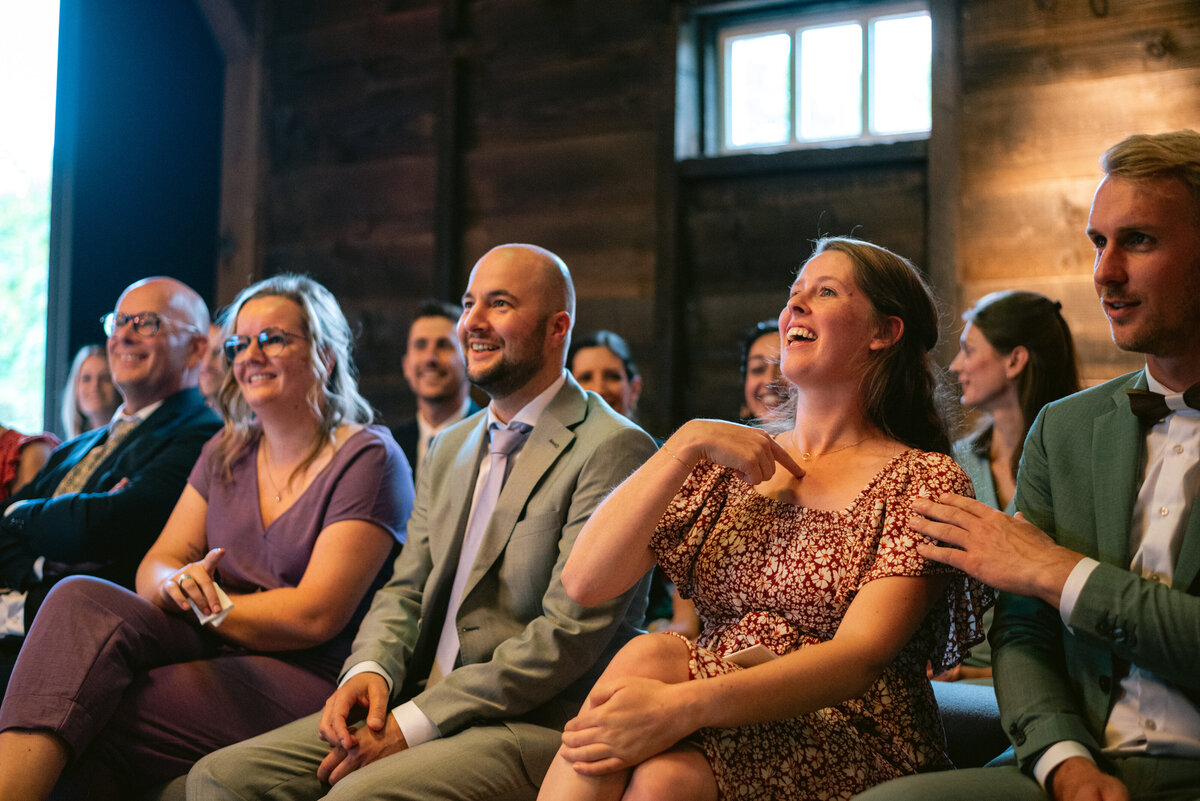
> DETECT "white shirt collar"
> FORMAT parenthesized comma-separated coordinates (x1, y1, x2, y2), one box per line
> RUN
(486, 373, 567, 432)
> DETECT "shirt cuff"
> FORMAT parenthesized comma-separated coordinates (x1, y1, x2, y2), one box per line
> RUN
(339, 661, 394, 694)
(391, 700, 441, 748)
(1033, 740, 1096, 790)
(1058, 557, 1099, 627)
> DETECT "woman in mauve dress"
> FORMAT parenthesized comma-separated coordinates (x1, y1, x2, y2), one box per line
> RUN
(0, 274, 413, 801)
(538, 236, 991, 801)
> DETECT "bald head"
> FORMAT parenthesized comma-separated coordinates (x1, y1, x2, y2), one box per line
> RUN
(483, 243, 576, 327)
(107, 276, 209, 412)
(117, 276, 210, 333)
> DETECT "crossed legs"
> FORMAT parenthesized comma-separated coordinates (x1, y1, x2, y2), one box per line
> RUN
(537, 633, 718, 801)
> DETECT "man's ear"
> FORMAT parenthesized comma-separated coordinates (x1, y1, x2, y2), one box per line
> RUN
(1005, 345, 1030, 380)
(547, 311, 571, 347)
(868, 315, 904, 351)
(184, 331, 207, 368)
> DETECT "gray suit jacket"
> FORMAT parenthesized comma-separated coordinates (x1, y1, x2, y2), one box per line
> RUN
(345, 375, 655, 777)
(994, 369, 1200, 772)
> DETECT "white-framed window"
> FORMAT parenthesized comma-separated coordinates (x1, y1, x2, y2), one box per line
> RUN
(716, 2, 931, 154)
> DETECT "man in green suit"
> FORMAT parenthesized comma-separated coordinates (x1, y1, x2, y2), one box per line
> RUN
(189, 244, 656, 801)
(858, 131, 1200, 801)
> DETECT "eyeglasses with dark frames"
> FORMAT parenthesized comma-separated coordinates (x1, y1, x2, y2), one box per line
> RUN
(101, 311, 202, 338)
(224, 328, 306, 363)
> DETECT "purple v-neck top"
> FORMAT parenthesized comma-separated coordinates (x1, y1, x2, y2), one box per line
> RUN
(187, 424, 413, 674)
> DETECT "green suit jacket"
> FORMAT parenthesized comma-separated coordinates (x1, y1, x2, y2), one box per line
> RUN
(994, 369, 1200, 773)
(344, 374, 656, 781)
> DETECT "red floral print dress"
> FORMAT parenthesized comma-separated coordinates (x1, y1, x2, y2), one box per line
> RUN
(650, 450, 991, 800)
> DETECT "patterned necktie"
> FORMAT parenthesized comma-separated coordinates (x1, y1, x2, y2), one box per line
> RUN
(53, 418, 139, 497)
(1127, 384, 1200, 424)
(428, 420, 532, 683)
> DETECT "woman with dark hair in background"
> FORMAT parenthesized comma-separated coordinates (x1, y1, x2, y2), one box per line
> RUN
(568, 330, 643, 420)
(538, 237, 989, 801)
(934, 289, 1079, 683)
(738, 320, 787, 424)
(0, 274, 414, 801)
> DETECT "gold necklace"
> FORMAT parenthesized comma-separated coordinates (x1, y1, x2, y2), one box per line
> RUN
(797, 434, 875, 462)
(261, 444, 285, 503)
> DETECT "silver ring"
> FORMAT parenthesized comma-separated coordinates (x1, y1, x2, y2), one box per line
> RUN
(178, 573, 194, 584)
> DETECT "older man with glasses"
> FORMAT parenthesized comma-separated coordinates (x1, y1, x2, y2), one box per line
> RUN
(0, 276, 221, 689)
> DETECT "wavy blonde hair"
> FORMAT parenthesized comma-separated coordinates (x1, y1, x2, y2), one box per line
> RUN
(214, 274, 374, 483)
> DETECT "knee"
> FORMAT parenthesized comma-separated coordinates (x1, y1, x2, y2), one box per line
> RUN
(624, 752, 714, 801)
(607, 634, 692, 682)
(33, 576, 130, 627)
(187, 748, 242, 801)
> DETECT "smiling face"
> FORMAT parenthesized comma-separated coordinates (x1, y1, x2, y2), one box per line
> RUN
(777, 250, 896, 389)
(1088, 175, 1200, 377)
(106, 279, 204, 413)
(458, 247, 571, 407)
(402, 315, 468, 407)
(75, 352, 118, 423)
(230, 296, 316, 415)
(571, 345, 641, 416)
(742, 333, 784, 420)
(949, 322, 1018, 412)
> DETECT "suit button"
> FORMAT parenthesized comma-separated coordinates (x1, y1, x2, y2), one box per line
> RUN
(1008, 722, 1027, 746)
(1099, 676, 1111, 693)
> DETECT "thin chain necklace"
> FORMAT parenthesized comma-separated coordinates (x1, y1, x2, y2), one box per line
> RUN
(796, 433, 877, 462)
(261, 443, 285, 503)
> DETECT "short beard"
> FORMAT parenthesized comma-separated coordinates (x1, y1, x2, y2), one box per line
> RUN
(469, 357, 543, 401)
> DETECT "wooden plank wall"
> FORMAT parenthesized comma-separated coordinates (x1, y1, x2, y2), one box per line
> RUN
(255, 0, 675, 433)
(956, 0, 1200, 385)
(242, 0, 1200, 434)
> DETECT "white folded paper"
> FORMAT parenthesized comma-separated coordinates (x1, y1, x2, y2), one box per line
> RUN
(188, 583, 234, 627)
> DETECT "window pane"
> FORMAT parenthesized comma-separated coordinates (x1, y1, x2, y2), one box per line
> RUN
(798, 23, 863, 141)
(1, 1, 57, 431)
(727, 32, 792, 148)
(871, 13, 931, 135)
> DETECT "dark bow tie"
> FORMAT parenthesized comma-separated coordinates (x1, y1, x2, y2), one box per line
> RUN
(1127, 384, 1200, 423)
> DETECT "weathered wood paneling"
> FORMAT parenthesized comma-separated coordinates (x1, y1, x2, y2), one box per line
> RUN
(956, 0, 1200, 391)
(233, 0, 1200, 434)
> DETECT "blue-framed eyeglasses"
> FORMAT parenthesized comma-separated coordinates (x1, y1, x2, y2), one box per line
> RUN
(224, 328, 305, 363)
(101, 311, 201, 338)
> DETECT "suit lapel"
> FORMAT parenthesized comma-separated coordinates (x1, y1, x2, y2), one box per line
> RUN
(1091, 372, 1145, 566)
(462, 380, 586, 598)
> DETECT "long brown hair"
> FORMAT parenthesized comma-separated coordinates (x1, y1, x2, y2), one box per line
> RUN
(963, 290, 1079, 479)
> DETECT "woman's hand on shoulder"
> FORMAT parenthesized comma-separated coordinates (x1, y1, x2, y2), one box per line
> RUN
(669, 420, 804, 486)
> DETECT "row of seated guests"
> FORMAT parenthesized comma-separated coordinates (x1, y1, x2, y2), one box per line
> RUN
(2, 128, 1198, 801)
(0, 275, 414, 798)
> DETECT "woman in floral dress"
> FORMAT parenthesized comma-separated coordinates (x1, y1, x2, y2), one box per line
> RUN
(537, 236, 991, 801)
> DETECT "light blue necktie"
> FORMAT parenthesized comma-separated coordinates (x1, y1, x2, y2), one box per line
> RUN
(429, 421, 532, 682)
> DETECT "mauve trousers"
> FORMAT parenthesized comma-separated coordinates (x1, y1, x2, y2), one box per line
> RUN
(0, 576, 337, 801)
